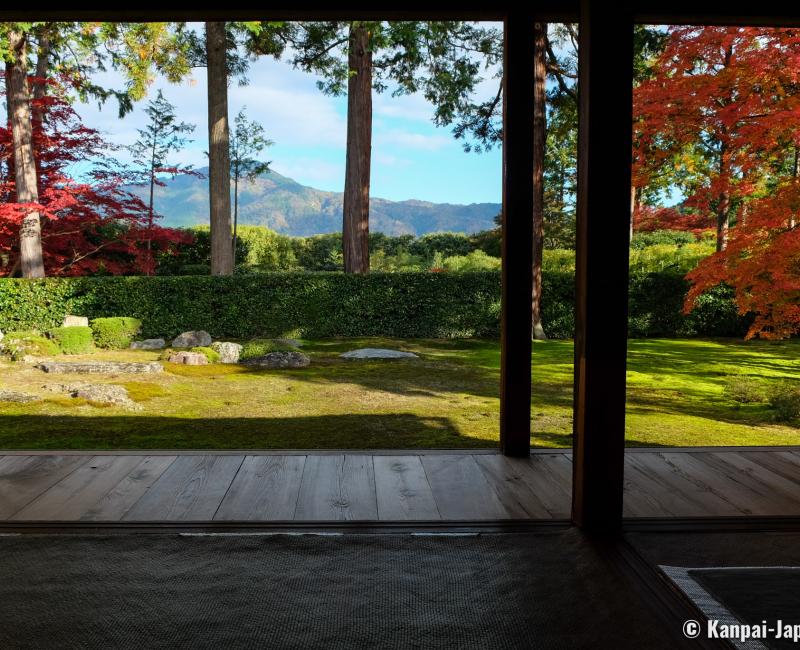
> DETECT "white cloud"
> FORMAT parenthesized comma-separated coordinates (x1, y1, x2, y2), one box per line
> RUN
(375, 129, 451, 152)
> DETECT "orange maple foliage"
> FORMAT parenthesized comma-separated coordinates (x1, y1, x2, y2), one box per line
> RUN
(635, 26, 800, 338)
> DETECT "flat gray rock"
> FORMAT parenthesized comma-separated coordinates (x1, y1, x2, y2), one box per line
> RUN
(168, 351, 208, 366)
(131, 338, 166, 350)
(36, 361, 163, 374)
(339, 348, 419, 359)
(241, 351, 310, 369)
(0, 390, 40, 403)
(274, 338, 303, 348)
(211, 341, 243, 364)
(44, 383, 142, 410)
(172, 330, 212, 348)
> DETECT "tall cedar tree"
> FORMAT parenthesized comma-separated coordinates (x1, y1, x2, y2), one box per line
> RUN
(284, 21, 492, 273)
(0, 80, 189, 275)
(230, 107, 273, 262)
(205, 21, 233, 275)
(127, 90, 197, 275)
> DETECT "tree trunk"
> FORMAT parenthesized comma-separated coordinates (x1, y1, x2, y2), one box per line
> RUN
(206, 21, 233, 276)
(3, 63, 15, 203)
(342, 24, 372, 274)
(716, 144, 730, 252)
(531, 22, 547, 340)
(8, 31, 45, 278)
(629, 185, 636, 242)
(32, 28, 50, 198)
(232, 173, 239, 263)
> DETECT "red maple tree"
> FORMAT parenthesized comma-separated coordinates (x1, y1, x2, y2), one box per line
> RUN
(0, 78, 191, 276)
(634, 26, 800, 338)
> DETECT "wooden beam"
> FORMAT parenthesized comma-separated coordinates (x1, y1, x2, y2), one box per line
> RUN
(499, 11, 535, 458)
(572, 0, 634, 532)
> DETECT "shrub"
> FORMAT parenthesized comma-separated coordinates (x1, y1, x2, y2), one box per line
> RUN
(0, 330, 61, 360)
(768, 384, 800, 422)
(724, 375, 768, 404)
(191, 346, 220, 363)
(90, 317, 142, 349)
(50, 326, 95, 355)
(240, 339, 296, 360)
(630, 229, 698, 249)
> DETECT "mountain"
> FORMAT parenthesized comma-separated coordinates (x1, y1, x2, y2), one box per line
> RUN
(130, 168, 501, 236)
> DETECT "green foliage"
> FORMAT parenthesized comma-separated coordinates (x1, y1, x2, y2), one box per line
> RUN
(629, 241, 716, 274)
(50, 326, 95, 355)
(440, 250, 501, 272)
(768, 384, 800, 422)
(191, 346, 220, 363)
(90, 317, 143, 349)
(631, 229, 698, 249)
(0, 272, 751, 342)
(0, 330, 61, 360)
(724, 375, 768, 404)
(240, 339, 297, 360)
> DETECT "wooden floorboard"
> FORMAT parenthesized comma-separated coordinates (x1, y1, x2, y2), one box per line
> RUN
(0, 455, 90, 519)
(294, 454, 378, 521)
(123, 455, 244, 521)
(215, 455, 306, 521)
(421, 455, 509, 520)
(1, 449, 799, 522)
(374, 455, 440, 521)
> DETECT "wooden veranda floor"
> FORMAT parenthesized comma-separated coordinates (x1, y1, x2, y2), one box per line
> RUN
(1, 448, 799, 523)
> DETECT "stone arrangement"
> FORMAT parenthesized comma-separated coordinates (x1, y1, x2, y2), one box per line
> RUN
(211, 341, 243, 364)
(241, 351, 311, 368)
(171, 330, 212, 348)
(36, 361, 163, 374)
(44, 383, 142, 411)
(168, 351, 208, 366)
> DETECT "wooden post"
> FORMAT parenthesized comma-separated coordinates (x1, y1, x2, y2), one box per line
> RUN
(500, 11, 535, 457)
(572, 0, 634, 532)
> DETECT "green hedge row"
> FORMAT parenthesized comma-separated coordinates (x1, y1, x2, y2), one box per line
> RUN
(0, 271, 749, 340)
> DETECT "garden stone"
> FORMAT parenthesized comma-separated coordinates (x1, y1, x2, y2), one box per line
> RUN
(0, 330, 4, 344)
(44, 382, 142, 411)
(131, 338, 166, 350)
(63, 315, 89, 327)
(172, 330, 212, 348)
(340, 348, 419, 359)
(168, 351, 208, 365)
(0, 390, 40, 403)
(241, 351, 310, 369)
(36, 361, 163, 374)
(211, 342, 242, 364)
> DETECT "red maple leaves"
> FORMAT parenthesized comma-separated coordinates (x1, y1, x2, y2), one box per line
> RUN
(634, 26, 800, 338)
(0, 78, 191, 276)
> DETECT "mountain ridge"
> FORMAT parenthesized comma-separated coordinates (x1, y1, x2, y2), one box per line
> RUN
(129, 167, 501, 236)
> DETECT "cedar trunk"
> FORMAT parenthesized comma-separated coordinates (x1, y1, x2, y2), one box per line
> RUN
(206, 21, 234, 276)
(342, 24, 372, 274)
(716, 143, 730, 252)
(8, 31, 45, 278)
(531, 22, 547, 339)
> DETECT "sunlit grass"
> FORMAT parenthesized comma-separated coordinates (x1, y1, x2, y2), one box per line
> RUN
(0, 337, 797, 449)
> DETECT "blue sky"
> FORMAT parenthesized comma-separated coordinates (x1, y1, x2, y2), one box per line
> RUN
(76, 46, 503, 206)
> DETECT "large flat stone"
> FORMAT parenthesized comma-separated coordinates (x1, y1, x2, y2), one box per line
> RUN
(130, 338, 166, 350)
(0, 390, 40, 403)
(339, 348, 419, 359)
(241, 351, 310, 368)
(44, 383, 142, 411)
(168, 351, 208, 365)
(36, 361, 163, 374)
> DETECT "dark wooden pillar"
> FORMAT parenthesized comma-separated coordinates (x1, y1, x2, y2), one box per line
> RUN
(572, 0, 634, 531)
(499, 11, 535, 457)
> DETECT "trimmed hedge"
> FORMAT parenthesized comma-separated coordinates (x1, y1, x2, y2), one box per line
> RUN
(50, 326, 94, 354)
(0, 272, 749, 340)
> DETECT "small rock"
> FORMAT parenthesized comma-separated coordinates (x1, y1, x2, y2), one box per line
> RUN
(241, 351, 310, 369)
(0, 389, 40, 403)
(168, 351, 208, 365)
(211, 341, 243, 364)
(36, 361, 163, 374)
(44, 383, 141, 410)
(130, 338, 166, 350)
(0, 330, 4, 344)
(339, 348, 419, 360)
(63, 315, 89, 327)
(172, 330, 212, 348)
